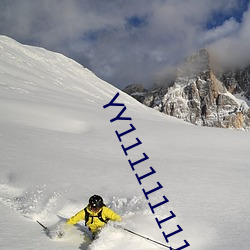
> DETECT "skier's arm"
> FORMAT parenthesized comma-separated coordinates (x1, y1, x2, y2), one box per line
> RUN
(67, 209, 85, 225)
(104, 207, 122, 222)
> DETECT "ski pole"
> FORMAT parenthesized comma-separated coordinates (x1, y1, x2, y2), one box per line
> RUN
(37, 220, 49, 231)
(122, 227, 175, 249)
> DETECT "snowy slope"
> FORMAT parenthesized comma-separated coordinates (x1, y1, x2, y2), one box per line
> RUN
(0, 36, 250, 250)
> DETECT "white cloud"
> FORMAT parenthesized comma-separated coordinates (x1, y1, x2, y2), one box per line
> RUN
(200, 17, 240, 45)
(209, 5, 250, 68)
(0, 0, 249, 88)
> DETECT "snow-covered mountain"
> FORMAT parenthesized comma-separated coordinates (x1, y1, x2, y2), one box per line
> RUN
(0, 36, 250, 250)
(124, 49, 250, 130)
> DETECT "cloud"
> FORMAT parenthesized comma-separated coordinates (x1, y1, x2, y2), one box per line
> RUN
(0, 0, 249, 89)
(200, 18, 240, 45)
(208, 3, 250, 68)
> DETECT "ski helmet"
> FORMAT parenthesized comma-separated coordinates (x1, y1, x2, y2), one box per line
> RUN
(89, 195, 104, 211)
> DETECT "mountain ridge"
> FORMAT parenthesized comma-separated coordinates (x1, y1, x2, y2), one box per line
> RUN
(123, 49, 250, 130)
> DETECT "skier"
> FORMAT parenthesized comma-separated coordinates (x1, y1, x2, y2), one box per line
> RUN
(66, 194, 122, 239)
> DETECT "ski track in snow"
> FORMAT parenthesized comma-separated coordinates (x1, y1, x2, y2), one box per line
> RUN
(0, 180, 178, 249)
(0, 171, 199, 250)
(0, 176, 214, 250)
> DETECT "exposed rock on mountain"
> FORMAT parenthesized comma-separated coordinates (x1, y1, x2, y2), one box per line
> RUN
(217, 66, 250, 100)
(123, 49, 250, 130)
(123, 84, 147, 103)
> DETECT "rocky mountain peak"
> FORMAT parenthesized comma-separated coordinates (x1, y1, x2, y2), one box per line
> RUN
(177, 49, 210, 78)
(123, 49, 250, 130)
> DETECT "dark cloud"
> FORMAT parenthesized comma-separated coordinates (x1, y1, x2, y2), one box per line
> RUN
(0, 0, 249, 89)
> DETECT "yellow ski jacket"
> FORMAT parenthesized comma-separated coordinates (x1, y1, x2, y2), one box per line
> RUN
(67, 206, 121, 233)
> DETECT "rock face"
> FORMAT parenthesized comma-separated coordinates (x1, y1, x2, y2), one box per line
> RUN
(217, 66, 250, 100)
(123, 49, 250, 130)
(123, 84, 147, 103)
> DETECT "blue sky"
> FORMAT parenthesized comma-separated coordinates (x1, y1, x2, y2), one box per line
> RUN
(0, 0, 249, 89)
(205, 0, 249, 28)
